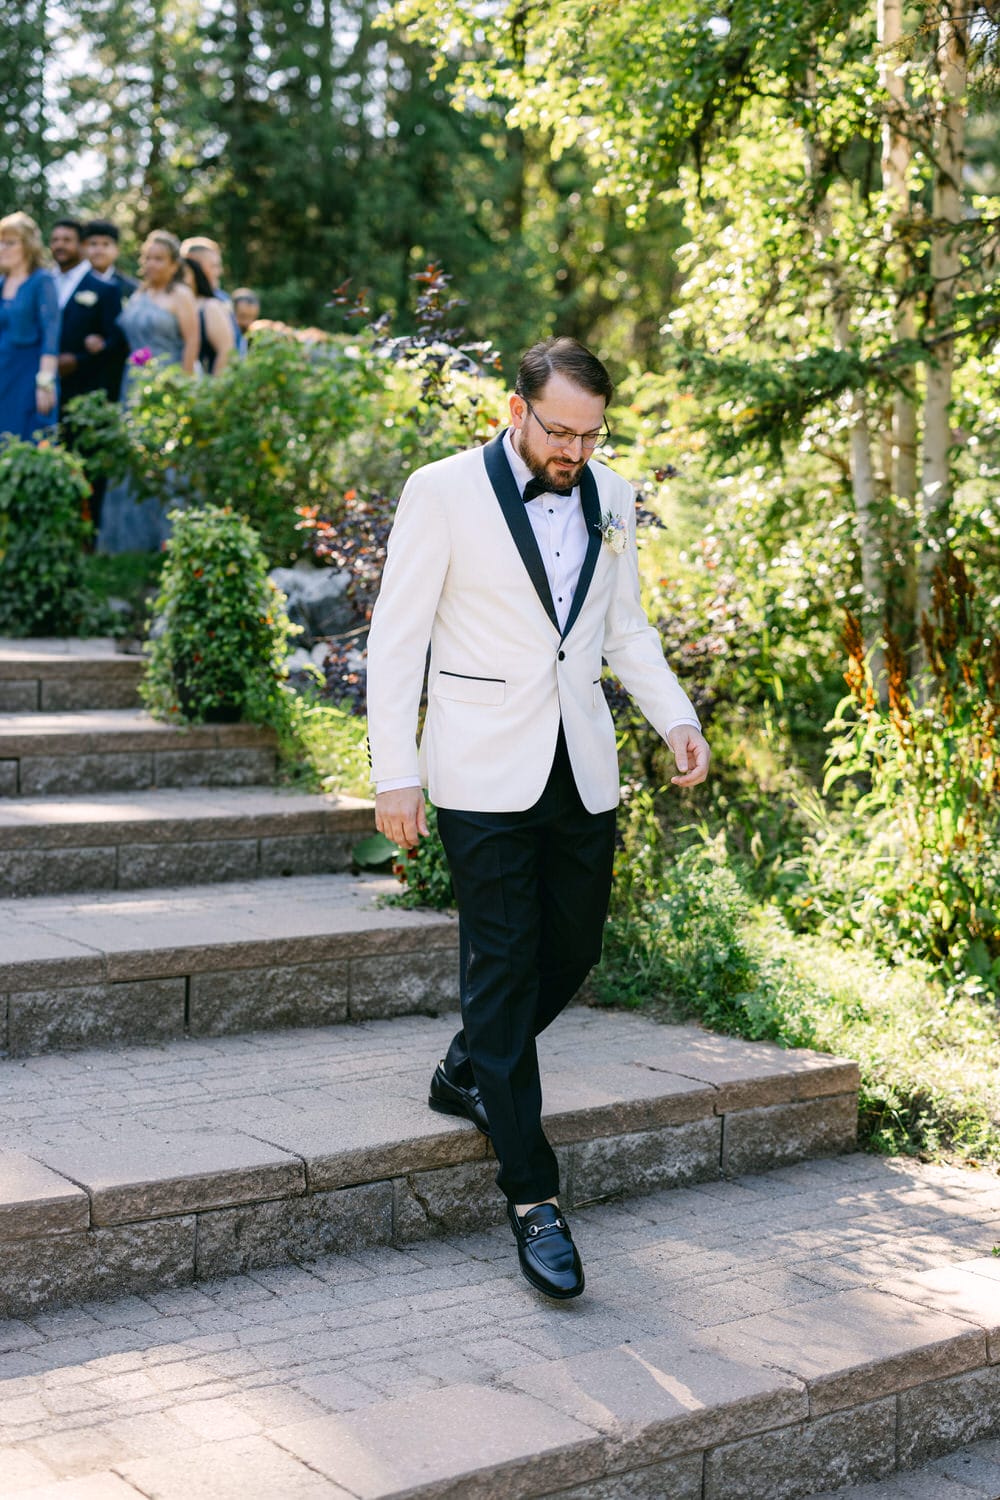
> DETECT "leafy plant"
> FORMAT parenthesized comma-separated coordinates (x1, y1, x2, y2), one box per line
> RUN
(0, 438, 94, 635)
(65, 329, 380, 565)
(594, 789, 764, 1023)
(815, 557, 1000, 985)
(142, 504, 298, 728)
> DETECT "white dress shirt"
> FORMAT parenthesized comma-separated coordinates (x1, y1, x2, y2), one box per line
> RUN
(374, 430, 698, 794)
(53, 259, 93, 309)
(502, 427, 589, 633)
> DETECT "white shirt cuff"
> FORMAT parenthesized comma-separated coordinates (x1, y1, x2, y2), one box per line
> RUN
(375, 776, 422, 795)
(664, 717, 702, 737)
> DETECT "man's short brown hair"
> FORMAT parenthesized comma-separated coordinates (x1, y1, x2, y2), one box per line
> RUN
(515, 337, 614, 406)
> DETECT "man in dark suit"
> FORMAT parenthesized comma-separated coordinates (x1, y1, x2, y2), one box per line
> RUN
(366, 337, 710, 1301)
(80, 220, 133, 408)
(51, 220, 124, 407)
(50, 219, 126, 535)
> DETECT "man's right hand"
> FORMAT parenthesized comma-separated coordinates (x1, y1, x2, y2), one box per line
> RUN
(375, 787, 429, 850)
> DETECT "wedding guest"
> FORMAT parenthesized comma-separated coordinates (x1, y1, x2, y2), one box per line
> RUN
(118, 231, 199, 383)
(100, 231, 198, 553)
(182, 255, 234, 375)
(179, 235, 225, 295)
(81, 221, 138, 295)
(231, 288, 260, 354)
(50, 219, 123, 411)
(0, 211, 59, 441)
(181, 235, 242, 348)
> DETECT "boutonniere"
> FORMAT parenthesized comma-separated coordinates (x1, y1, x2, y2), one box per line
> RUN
(597, 509, 627, 554)
(74, 289, 98, 306)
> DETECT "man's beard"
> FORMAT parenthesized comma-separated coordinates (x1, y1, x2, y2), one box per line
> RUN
(514, 429, 587, 491)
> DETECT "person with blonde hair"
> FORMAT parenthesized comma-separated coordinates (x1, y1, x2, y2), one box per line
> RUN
(0, 211, 59, 441)
(100, 231, 199, 551)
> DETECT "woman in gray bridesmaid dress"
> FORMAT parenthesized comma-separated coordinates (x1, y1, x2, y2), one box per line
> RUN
(100, 231, 199, 553)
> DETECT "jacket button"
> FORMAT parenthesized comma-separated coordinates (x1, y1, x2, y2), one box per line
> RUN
(557, 650, 565, 661)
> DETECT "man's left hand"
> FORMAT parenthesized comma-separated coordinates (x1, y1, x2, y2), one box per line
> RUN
(666, 725, 710, 788)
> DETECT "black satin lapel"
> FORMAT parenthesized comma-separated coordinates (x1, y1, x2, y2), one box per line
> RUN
(560, 464, 603, 641)
(482, 430, 560, 634)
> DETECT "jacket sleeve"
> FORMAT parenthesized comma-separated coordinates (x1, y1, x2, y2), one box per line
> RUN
(37, 273, 60, 357)
(600, 485, 700, 737)
(364, 472, 452, 785)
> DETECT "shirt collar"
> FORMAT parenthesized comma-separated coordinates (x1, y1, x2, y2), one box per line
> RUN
(53, 259, 93, 307)
(503, 426, 578, 502)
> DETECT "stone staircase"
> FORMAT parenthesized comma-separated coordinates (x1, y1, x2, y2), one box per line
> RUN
(1, 640, 999, 1499)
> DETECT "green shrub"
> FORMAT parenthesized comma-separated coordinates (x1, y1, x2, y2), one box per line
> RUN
(67, 321, 506, 571)
(594, 791, 766, 1027)
(0, 438, 94, 636)
(142, 504, 298, 728)
(67, 330, 380, 564)
(281, 695, 371, 797)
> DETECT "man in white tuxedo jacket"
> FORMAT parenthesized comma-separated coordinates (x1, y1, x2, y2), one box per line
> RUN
(367, 337, 710, 1299)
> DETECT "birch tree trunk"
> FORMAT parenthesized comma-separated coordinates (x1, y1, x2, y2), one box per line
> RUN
(877, 0, 919, 648)
(804, 107, 885, 660)
(918, 1, 967, 634)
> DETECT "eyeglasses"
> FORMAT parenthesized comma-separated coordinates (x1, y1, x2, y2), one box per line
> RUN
(523, 398, 610, 452)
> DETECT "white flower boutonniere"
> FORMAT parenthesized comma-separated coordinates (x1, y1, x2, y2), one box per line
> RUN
(74, 289, 99, 306)
(597, 510, 627, 554)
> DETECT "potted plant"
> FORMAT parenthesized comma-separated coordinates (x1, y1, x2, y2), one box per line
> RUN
(142, 504, 298, 726)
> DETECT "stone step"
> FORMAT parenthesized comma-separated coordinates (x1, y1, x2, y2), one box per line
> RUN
(807, 1439, 1000, 1496)
(0, 710, 278, 796)
(0, 787, 375, 897)
(0, 638, 144, 712)
(0, 1009, 858, 1321)
(0, 872, 457, 1056)
(2, 1153, 1000, 1499)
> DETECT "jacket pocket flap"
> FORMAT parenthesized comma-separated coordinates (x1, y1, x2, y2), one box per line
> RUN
(433, 671, 505, 706)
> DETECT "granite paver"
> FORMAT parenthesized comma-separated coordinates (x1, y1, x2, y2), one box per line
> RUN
(0, 1009, 858, 1308)
(0, 1156, 999, 1498)
(0, 872, 452, 980)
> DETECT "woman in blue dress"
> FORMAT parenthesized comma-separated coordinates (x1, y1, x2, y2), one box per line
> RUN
(100, 230, 199, 551)
(0, 212, 59, 442)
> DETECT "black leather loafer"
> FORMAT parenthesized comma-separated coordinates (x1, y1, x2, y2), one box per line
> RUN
(508, 1201, 584, 1300)
(428, 1062, 490, 1136)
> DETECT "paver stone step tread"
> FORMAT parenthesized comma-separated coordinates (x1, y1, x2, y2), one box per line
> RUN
(2, 1153, 1000, 1499)
(0, 871, 451, 978)
(0, 873, 457, 1054)
(0, 638, 139, 664)
(0, 786, 373, 846)
(0, 1009, 858, 1314)
(0, 709, 276, 754)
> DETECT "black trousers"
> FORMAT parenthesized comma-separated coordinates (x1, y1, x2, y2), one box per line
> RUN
(436, 729, 616, 1204)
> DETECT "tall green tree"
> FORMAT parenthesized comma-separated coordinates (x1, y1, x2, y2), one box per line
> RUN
(392, 0, 1000, 656)
(0, 1, 51, 218)
(44, 0, 688, 369)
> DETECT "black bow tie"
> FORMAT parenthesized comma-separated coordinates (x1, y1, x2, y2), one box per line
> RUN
(523, 477, 575, 502)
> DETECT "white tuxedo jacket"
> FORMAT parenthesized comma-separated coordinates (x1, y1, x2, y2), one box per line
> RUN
(365, 430, 699, 814)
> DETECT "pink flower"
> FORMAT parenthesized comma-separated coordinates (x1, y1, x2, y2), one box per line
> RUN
(130, 347, 153, 366)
